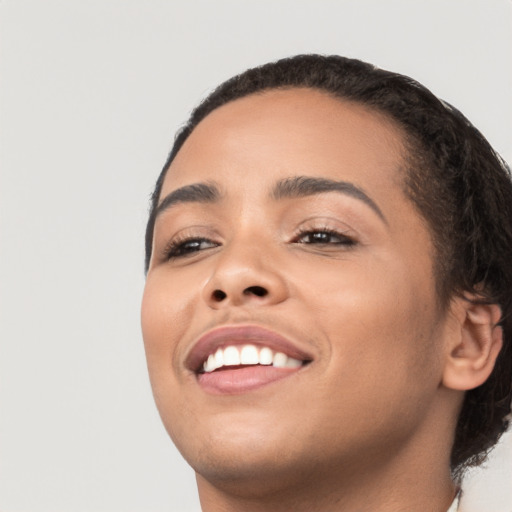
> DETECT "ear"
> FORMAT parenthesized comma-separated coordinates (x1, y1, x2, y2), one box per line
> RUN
(442, 297, 503, 391)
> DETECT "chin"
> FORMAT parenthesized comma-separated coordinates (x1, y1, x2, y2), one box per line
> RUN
(189, 443, 319, 498)
(170, 417, 310, 490)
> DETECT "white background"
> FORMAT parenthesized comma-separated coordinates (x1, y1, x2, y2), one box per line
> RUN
(1, 1, 511, 511)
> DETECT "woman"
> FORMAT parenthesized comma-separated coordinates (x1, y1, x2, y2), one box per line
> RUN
(141, 55, 512, 511)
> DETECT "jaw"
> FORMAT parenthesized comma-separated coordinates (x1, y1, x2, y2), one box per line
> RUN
(192, 405, 458, 512)
(162, 360, 459, 512)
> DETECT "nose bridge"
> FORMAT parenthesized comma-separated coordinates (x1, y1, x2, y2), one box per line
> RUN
(202, 231, 287, 307)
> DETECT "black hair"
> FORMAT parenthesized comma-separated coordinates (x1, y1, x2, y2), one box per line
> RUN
(144, 54, 512, 479)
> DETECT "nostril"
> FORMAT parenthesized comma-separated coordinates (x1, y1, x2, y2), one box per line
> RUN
(212, 289, 227, 302)
(244, 286, 268, 297)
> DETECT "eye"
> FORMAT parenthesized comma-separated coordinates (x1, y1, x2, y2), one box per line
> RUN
(165, 237, 219, 259)
(294, 228, 356, 247)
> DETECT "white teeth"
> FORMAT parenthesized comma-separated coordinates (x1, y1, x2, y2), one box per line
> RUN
(204, 354, 216, 373)
(284, 357, 302, 368)
(240, 345, 259, 365)
(201, 345, 305, 373)
(214, 347, 224, 367)
(272, 352, 288, 368)
(224, 346, 240, 366)
(259, 347, 273, 365)
(272, 351, 302, 369)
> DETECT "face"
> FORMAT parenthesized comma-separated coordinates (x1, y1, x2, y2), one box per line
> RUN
(142, 89, 451, 492)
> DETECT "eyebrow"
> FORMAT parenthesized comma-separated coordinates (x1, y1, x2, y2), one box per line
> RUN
(155, 182, 221, 218)
(272, 176, 387, 223)
(155, 175, 386, 224)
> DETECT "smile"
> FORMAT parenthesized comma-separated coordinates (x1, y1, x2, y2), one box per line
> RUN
(186, 325, 313, 394)
(201, 344, 303, 373)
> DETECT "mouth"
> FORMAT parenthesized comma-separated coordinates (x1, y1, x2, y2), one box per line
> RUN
(201, 344, 304, 372)
(186, 325, 313, 394)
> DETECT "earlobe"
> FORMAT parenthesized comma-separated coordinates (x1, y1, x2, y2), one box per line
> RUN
(442, 298, 503, 391)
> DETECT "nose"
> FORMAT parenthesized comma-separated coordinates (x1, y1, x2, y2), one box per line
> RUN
(202, 241, 289, 309)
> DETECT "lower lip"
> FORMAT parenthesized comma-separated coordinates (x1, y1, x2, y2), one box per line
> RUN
(197, 365, 302, 394)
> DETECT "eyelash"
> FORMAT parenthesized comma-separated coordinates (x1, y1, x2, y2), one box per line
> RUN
(293, 227, 356, 247)
(163, 227, 356, 260)
(164, 236, 220, 260)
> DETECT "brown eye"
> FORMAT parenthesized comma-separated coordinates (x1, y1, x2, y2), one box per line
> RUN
(166, 238, 218, 259)
(296, 229, 355, 246)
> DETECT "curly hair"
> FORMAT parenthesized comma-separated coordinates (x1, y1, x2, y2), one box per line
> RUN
(144, 54, 512, 479)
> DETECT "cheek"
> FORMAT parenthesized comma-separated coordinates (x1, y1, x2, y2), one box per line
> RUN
(141, 273, 203, 443)
(297, 260, 443, 442)
(141, 272, 196, 387)
(295, 253, 441, 381)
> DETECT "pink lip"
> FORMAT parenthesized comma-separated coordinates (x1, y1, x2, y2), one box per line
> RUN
(197, 366, 302, 394)
(185, 324, 313, 374)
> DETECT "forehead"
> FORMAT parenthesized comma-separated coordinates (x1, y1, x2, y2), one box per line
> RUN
(162, 88, 408, 199)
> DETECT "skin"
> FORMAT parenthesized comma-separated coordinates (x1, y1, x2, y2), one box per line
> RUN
(141, 89, 500, 511)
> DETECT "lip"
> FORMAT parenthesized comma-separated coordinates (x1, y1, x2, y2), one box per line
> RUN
(185, 324, 313, 374)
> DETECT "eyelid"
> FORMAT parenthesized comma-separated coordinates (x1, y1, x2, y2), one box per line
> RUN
(165, 236, 219, 260)
(156, 225, 222, 262)
(290, 216, 358, 239)
(293, 227, 355, 243)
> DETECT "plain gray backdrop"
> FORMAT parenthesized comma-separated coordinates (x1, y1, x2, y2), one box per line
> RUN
(1, 1, 511, 511)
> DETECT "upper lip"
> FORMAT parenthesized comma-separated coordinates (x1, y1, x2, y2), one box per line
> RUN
(185, 324, 314, 373)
